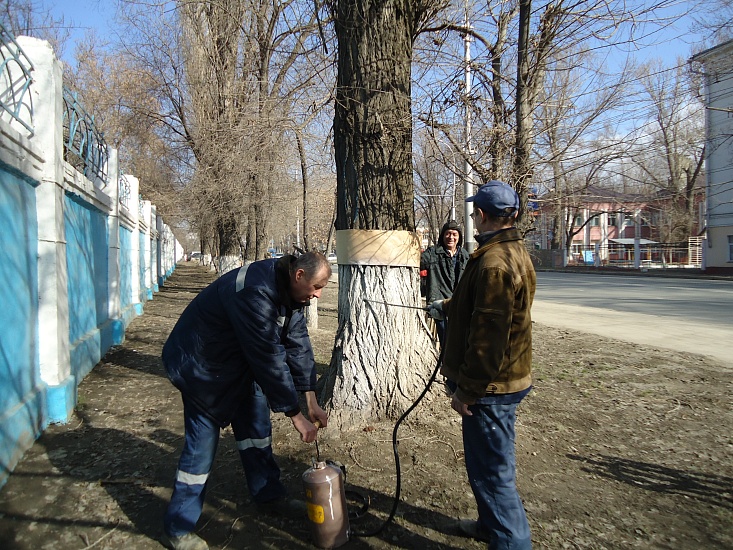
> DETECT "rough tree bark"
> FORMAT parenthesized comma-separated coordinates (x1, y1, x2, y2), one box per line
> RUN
(322, 265, 436, 425)
(320, 0, 439, 427)
(296, 129, 311, 252)
(488, 6, 518, 180)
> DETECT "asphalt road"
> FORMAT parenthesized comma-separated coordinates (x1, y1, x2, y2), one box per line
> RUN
(532, 271, 733, 367)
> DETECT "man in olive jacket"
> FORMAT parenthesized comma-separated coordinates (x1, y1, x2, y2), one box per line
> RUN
(429, 180, 536, 550)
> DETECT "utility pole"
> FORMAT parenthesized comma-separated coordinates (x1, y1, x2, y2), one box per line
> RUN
(463, 11, 475, 252)
(634, 209, 641, 269)
(450, 167, 456, 222)
(437, 137, 457, 222)
(296, 206, 301, 249)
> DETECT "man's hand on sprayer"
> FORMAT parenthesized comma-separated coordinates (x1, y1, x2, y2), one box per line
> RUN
(305, 390, 328, 429)
(428, 299, 445, 321)
(291, 412, 318, 443)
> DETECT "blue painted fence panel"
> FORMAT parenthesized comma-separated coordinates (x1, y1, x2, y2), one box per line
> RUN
(64, 192, 109, 380)
(119, 226, 133, 311)
(0, 164, 45, 485)
(139, 230, 146, 303)
(151, 236, 159, 292)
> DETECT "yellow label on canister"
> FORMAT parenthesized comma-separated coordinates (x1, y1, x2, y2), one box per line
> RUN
(307, 502, 325, 524)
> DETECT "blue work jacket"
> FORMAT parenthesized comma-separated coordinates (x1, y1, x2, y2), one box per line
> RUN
(162, 256, 316, 426)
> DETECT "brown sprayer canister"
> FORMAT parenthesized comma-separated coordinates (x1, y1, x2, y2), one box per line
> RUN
(302, 461, 350, 549)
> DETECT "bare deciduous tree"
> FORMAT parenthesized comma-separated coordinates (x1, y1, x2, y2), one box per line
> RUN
(0, 0, 70, 56)
(417, 0, 697, 233)
(100, 0, 331, 266)
(629, 59, 705, 242)
(532, 41, 633, 257)
(414, 130, 460, 240)
(319, 0, 445, 426)
(692, 0, 733, 46)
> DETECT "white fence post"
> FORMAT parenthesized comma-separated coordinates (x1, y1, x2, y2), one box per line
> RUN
(151, 204, 159, 292)
(126, 175, 142, 314)
(141, 199, 153, 300)
(156, 213, 165, 287)
(20, 37, 72, 422)
(107, 148, 125, 343)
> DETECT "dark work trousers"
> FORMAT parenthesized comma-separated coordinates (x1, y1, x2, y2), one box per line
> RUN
(436, 319, 447, 348)
(163, 382, 288, 537)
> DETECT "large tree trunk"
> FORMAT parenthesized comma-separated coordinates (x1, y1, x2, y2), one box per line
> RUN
(296, 130, 311, 251)
(320, 266, 437, 426)
(322, 0, 438, 427)
(332, 0, 415, 231)
(514, 0, 533, 225)
(216, 209, 241, 273)
(489, 7, 517, 180)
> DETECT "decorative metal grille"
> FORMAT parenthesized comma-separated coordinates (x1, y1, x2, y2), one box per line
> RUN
(62, 86, 109, 184)
(119, 172, 131, 209)
(0, 21, 34, 134)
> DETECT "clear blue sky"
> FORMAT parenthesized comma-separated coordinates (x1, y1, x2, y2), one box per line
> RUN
(44, 0, 115, 63)
(45, 0, 706, 68)
(618, 1, 707, 66)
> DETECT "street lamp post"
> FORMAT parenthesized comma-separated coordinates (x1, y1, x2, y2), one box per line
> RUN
(449, 158, 456, 221)
(437, 138, 457, 222)
(462, 14, 475, 252)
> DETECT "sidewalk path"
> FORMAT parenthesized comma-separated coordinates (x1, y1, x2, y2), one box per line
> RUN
(0, 264, 401, 550)
(532, 301, 731, 368)
(0, 264, 217, 549)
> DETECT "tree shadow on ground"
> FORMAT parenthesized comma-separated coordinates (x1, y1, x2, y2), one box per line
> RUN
(568, 453, 733, 509)
(4, 415, 470, 549)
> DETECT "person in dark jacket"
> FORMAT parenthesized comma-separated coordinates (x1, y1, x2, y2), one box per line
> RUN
(420, 220, 469, 344)
(161, 252, 331, 550)
(429, 180, 535, 550)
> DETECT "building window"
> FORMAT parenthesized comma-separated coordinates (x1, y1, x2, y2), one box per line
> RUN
(729, 235, 733, 261)
(589, 214, 600, 227)
(574, 214, 583, 227)
(608, 214, 617, 226)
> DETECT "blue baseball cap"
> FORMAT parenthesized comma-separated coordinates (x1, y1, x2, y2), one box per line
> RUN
(466, 180, 519, 217)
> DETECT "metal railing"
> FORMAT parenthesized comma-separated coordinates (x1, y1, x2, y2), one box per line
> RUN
(0, 21, 34, 134)
(62, 86, 108, 184)
(535, 238, 704, 269)
(119, 172, 131, 209)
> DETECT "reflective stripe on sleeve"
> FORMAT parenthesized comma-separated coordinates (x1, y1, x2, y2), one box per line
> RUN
(235, 264, 250, 292)
(236, 436, 273, 451)
(175, 469, 209, 486)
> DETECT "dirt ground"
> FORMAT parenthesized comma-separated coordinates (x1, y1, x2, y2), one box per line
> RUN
(0, 263, 731, 550)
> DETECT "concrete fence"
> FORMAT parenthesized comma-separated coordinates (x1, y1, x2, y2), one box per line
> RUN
(0, 36, 183, 489)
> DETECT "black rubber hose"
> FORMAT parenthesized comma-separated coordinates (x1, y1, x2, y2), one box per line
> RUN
(350, 351, 443, 537)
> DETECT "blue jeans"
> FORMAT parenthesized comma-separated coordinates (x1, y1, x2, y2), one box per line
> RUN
(163, 382, 288, 537)
(463, 387, 532, 550)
